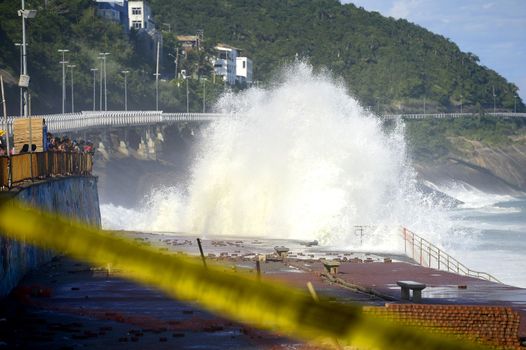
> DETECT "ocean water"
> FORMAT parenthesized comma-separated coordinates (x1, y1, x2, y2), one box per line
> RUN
(435, 184, 526, 288)
(100, 63, 526, 288)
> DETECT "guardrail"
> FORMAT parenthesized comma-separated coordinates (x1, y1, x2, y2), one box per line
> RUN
(0, 152, 93, 188)
(4, 111, 525, 134)
(401, 227, 501, 283)
(383, 112, 526, 120)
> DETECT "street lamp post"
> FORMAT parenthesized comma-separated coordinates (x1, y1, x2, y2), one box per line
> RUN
(67, 64, 76, 113)
(514, 95, 517, 113)
(122, 70, 129, 111)
(492, 86, 496, 113)
(15, 43, 23, 116)
(57, 49, 69, 114)
(19, 0, 36, 179)
(185, 74, 189, 113)
(202, 78, 206, 113)
(90, 68, 98, 111)
(168, 48, 179, 80)
(99, 52, 110, 111)
(460, 94, 463, 113)
(154, 42, 160, 111)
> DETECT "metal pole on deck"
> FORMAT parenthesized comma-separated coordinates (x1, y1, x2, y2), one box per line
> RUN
(196, 238, 207, 269)
(58, 49, 69, 114)
(19, 0, 36, 180)
(90, 68, 98, 111)
(1, 76, 12, 187)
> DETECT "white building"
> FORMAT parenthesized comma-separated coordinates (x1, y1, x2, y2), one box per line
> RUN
(128, 0, 154, 31)
(213, 44, 239, 85)
(236, 57, 253, 85)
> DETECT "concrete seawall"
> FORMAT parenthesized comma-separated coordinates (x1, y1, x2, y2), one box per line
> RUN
(0, 176, 101, 297)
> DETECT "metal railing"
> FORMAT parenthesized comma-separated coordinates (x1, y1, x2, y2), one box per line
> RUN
(4, 111, 525, 134)
(1, 152, 93, 188)
(383, 112, 526, 120)
(401, 227, 501, 283)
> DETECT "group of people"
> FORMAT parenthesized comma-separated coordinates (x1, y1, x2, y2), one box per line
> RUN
(46, 133, 94, 154)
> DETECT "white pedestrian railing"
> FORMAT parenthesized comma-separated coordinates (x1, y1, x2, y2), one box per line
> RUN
(384, 112, 526, 120)
(401, 227, 501, 283)
(3, 111, 230, 134)
(4, 111, 525, 134)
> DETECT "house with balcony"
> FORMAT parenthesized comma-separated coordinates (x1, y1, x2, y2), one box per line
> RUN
(213, 44, 239, 85)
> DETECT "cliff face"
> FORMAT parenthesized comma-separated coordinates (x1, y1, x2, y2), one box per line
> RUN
(415, 137, 526, 194)
(0, 177, 101, 297)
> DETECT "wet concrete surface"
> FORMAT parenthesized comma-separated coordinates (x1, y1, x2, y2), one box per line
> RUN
(1, 232, 525, 348)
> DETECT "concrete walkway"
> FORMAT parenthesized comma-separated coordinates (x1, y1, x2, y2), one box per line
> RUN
(1, 233, 524, 349)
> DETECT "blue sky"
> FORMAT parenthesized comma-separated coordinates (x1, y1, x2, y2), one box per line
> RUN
(342, 0, 526, 101)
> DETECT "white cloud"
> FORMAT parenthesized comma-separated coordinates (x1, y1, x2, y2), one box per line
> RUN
(388, 0, 422, 19)
(482, 2, 495, 10)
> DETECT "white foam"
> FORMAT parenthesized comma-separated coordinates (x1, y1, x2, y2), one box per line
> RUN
(101, 63, 452, 251)
(424, 180, 516, 209)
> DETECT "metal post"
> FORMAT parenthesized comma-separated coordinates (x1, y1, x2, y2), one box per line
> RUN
(419, 237, 423, 265)
(256, 260, 261, 281)
(122, 70, 129, 111)
(202, 78, 206, 113)
(58, 49, 68, 114)
(98, 56, 103, 111)
(68, 64, 76, 113)
(412, 233, 415, 260)
(514, 96, 517, 113)
(428, 246, 431, 268)
(104, 54, 108, 111)
(196, 238, 207, 269)
(155, 42, 160, 111)
(437, 248, 441, 270)
(1, 76, 12, 187)
(19, 0, 35, 180)
(15, 43, 23, 116)
(90, 68, 98, 111)
(460, 95, 463, 113)
(492, 86, 496, 113)
(403, 227, 407, 255)
(186, 77, 189, 113)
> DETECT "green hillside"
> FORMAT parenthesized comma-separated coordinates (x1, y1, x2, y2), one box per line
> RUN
(0, 0, 524, 115)
(151, 0, 524, 113)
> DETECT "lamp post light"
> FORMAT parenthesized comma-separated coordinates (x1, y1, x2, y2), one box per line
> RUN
(121, 70, 129, 111)
(90, 68, 98, 111)
(99, 52, 110, 111)
(67, 64, 76, 113)
(514, 95, 517, 113)
(57, 49, 69, 114)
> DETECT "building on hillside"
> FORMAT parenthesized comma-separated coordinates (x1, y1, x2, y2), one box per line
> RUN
(236, 57, 253, 85)
(94, 0, 161, 62)
(94, 0, 129, 29)
(213, 44, 239, 85)
(127, 0, 154, 31)
(176, 35, 201, 52)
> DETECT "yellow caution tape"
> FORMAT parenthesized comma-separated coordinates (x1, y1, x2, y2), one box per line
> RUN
(0, 200, 487, 349)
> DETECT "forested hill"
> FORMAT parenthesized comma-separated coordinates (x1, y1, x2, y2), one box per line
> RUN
(151, 0, 522, 113)
(0, 0, 523, 115)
